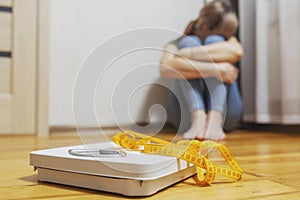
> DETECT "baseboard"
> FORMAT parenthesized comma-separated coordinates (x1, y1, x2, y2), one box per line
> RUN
(50, 122, 177, 134)
(240, 122, 300, 134)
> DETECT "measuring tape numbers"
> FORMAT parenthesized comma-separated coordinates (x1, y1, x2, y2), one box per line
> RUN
(113, 130, 243, 185)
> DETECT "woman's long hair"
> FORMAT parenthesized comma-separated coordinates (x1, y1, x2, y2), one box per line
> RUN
(184, 0, 235, 37)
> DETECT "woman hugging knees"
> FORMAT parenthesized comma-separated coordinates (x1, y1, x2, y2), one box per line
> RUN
(160, 0, 244, 141)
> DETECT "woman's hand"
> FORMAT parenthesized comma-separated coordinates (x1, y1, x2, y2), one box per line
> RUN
(216, 62, 239, 84)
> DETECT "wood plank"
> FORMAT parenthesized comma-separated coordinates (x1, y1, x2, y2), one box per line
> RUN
(1, 130, 300, 199)
(268, 174, 300, 190)
(0, 11, 11, 51)
(0, 179, 296, 200)
(0, 57, 11, 93)
(0, 0, 12, 7)
(250, 192, 300, 200)
(149, 180, 296, 200)
(0, 184, 102, 200)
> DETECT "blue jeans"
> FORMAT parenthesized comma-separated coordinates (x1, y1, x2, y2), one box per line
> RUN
(178, 35, 227, 113)
(167, 35, 243, 132)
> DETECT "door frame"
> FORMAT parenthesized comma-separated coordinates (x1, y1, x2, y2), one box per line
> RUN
(0, 0, 43, 135)
(36, 0, 50, 137)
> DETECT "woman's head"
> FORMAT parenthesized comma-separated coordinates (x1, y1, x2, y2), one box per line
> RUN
(184, 0, 238, 40)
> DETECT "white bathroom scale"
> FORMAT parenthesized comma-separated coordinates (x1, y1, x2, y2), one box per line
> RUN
(30, 142, 196, 196)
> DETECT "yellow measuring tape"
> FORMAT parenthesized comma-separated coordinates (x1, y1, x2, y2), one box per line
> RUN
(113, 130, 243, 185)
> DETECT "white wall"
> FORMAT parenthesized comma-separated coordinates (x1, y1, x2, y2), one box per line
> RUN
(49, 0, 204, 127)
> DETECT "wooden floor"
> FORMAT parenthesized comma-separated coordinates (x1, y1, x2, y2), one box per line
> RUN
(1, 129, 300, 200)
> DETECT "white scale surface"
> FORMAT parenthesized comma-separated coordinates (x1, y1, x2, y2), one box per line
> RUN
(30, 142, 196, 196)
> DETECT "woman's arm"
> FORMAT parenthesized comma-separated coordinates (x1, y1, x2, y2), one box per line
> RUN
(159, 43, 238, 83)
(178, 37, 243, 63)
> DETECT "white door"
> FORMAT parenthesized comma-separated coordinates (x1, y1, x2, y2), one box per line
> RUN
(0, 0, 37, 134)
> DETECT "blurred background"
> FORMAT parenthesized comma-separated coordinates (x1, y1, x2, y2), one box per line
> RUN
(0, 0, 299, 136)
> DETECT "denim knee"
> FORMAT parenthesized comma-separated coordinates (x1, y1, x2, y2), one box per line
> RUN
(204, 35, 225, 45)
(178, 35, 202, 49)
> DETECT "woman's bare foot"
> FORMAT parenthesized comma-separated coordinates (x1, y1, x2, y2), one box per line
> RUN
(204, 111, 226, 141)
(183, 110, 207, 140)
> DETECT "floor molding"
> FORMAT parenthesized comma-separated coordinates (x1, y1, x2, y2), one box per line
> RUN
(50, 122, 177, 134)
